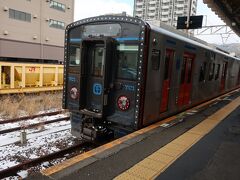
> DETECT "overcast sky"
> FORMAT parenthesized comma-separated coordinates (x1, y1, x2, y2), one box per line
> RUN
(74, 0, 240, 44)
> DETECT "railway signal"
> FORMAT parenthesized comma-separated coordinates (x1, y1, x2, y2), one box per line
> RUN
(177, 15, 204, 29)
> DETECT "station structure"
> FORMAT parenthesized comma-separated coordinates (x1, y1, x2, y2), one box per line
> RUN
(203, 0, 240, 37)
(30, 1, 240, 179)
(35, 88, 240, 180)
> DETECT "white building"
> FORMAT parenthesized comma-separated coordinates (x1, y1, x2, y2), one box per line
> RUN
(134, 0, 197, 27)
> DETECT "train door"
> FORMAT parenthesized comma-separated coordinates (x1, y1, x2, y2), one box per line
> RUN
(160, 49, 174, 113)
(79, 38, 116, 118)
(178, 53, 195, 107)
(220, 62, 228, 91)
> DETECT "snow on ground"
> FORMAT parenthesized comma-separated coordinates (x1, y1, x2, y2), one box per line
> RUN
(0, 117, 70, 147)
(0, 128, 75, 171)
(0, 113, 69, 131)
(0, 112, 77, 177)
(0, 108, 64, 122)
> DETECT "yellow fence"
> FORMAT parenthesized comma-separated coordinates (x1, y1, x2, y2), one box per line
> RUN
(0, 62, 63, 94)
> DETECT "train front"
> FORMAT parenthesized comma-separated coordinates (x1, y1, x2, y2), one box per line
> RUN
(63, 16, 147, 141)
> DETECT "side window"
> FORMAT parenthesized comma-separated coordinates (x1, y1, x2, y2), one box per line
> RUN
(208, 63, 215, 81)
(222, 62, 228, 78)
(180, 58, 187, 84)
(117, 45, 138, 80)
(199, 62, 207, 82)
(186, 59, 193, 83)
(164, 51, 170, 80)
(215, 64, 220, 80)
(151, 49, 161, 70)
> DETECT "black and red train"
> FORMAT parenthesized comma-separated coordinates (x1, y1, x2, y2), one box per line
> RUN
(62, 16, 240, 141)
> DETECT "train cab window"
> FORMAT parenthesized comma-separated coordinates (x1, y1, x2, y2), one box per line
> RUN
(68, 27, 81, 66)
(151, 49, 161, 70)
(82, 24, 121, 37)
(199, 62, 207, 82)
(69, 45, 81, 66)
(215, 64, 220, 80)
(208, 63, 215, 81)
(116, 45, 138, 80)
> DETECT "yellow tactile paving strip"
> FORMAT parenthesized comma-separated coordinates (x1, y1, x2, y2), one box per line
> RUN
(42, 116, 177, 176)
(115, 96, 240, 180)
(41, 88, 239, 177)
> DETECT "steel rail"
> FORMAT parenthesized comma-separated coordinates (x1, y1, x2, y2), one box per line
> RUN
(0, 110, 65, 124)
(0, 141, 93, 179)
(0, 116, 70, 134)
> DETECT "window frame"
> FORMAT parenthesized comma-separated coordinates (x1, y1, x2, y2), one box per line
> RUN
(116, 44, 139, 81)
(9, 9, 31, 22)
(208, 62, 215, 81)
(151, 49, 161, 71)
(199, 62, 207, 82)
(49, 19, 65, 30)
(215, 64, 221, 80)
(50, 0, 66, 12)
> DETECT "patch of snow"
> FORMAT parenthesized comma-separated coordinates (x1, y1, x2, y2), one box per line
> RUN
(0, 113, 69, 131)
(17, 170, 28, 178)
(0, 128, 76, 171)
(0, 123, 70, 147)
(29, 154, 39, 159)
(160, 123, 169, 127)
(41, 162, 50, 167)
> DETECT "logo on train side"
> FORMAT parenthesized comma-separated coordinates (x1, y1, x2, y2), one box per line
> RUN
(68, 76, 77, 83)
(123, 84, 135, 92)
(93, 83, 102, 95)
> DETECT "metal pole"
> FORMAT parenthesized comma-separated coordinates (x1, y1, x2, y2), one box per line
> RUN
(186, 0, 193, 29)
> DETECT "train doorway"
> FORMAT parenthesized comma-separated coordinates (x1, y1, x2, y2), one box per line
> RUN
(79, 39, 116, 118)
(178, 53, 195, 107)
(160, 49, 175, 113)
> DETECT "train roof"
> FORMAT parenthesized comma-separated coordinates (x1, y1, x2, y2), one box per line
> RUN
(147, 22, 240, 61)
(67, 15, 239, 61)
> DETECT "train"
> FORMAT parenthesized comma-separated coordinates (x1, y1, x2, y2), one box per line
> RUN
(62, 15, 240, 141)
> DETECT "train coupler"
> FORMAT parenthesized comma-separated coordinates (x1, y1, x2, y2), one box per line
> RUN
(82, 124, 113, 142)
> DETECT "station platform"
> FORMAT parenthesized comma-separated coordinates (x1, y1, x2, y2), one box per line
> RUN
(34, 90, 240, 180)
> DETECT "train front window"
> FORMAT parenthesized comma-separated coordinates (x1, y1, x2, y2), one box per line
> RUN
(69, 45, 80, 66)
(82, 24, 121, 37)
(90, 46, 104, 77)
(117, 45, 138, 80)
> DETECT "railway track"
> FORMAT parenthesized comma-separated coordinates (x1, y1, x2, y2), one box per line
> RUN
(0, 116, 70, 134)
(0, 110, 65, 124)
(0, 141, 94, 179)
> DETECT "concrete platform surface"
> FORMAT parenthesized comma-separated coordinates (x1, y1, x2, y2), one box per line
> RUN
(31, 90, 240, 180)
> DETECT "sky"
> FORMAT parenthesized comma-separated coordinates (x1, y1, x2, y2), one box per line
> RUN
(74, 0, 240, 44)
